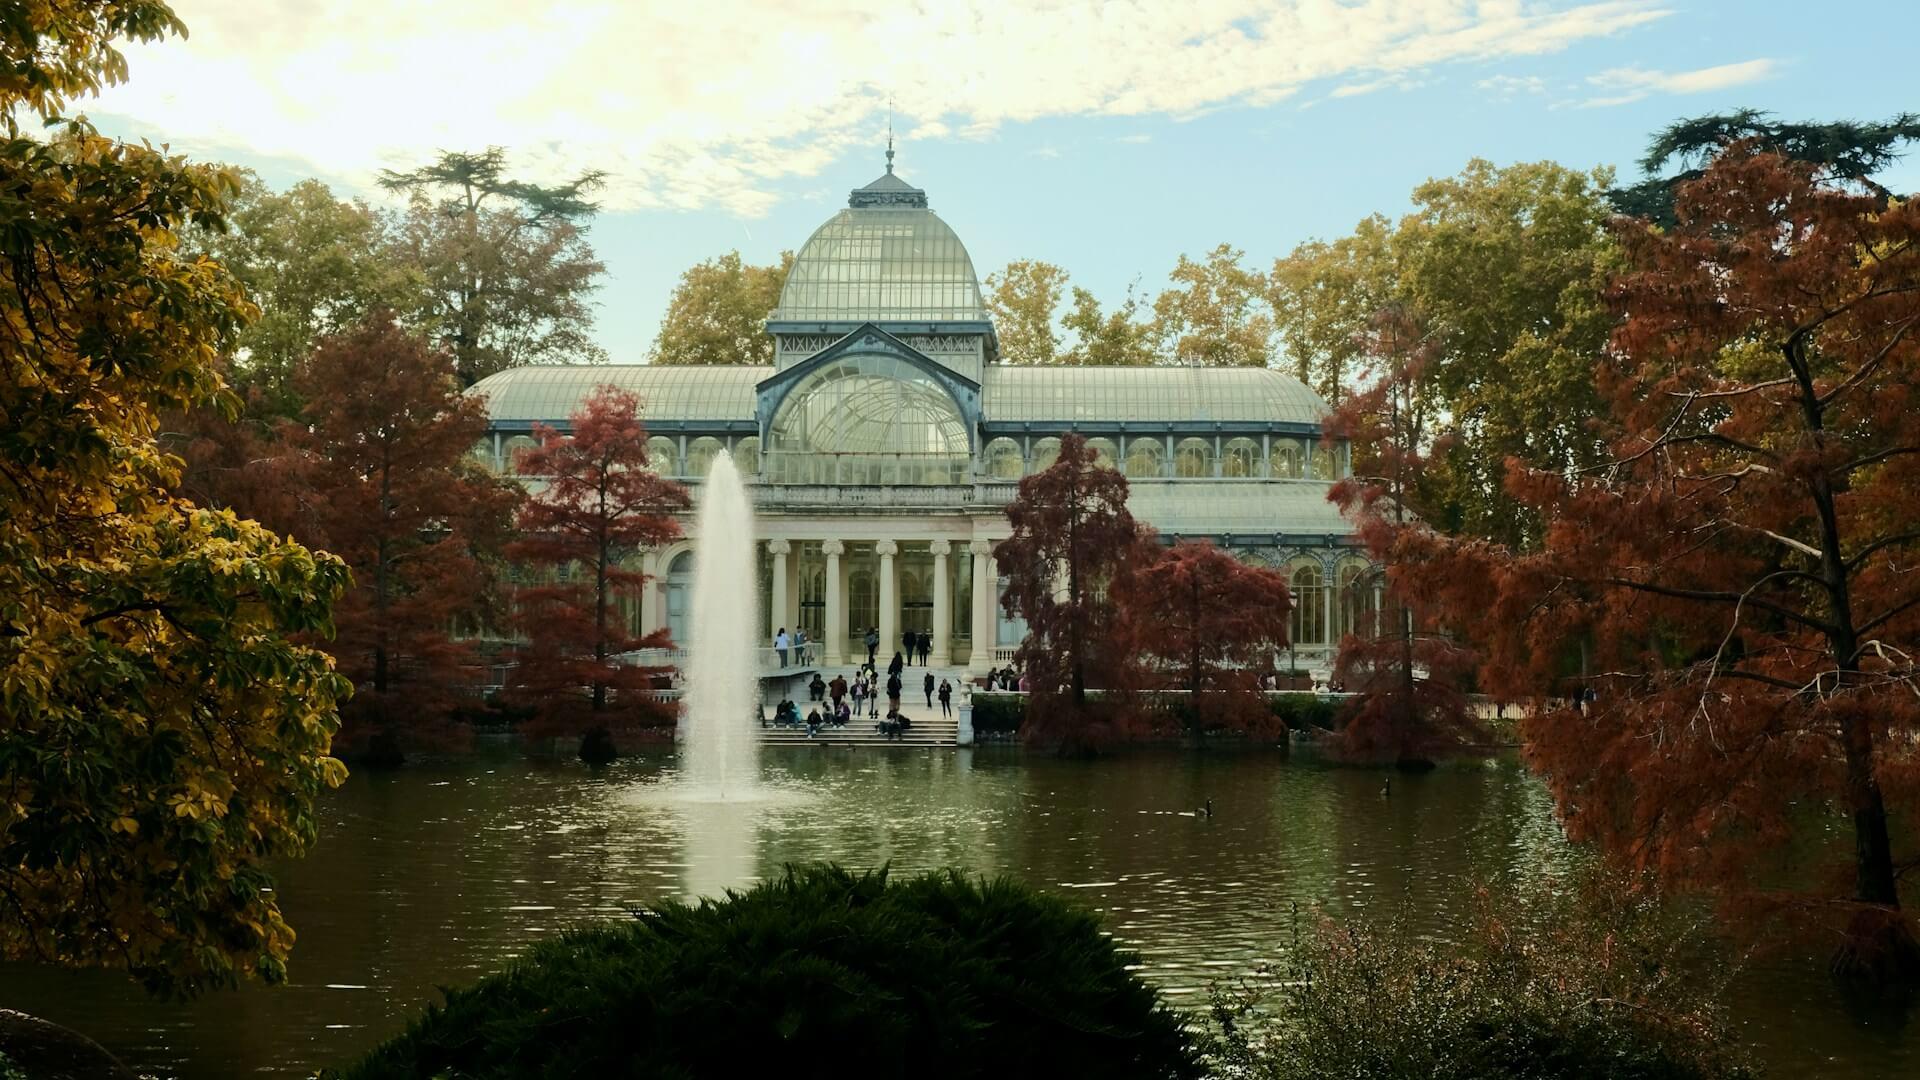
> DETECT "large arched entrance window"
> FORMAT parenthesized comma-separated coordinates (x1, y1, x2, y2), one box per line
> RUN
(1290, 561, 1325, 646)
(766, 353, 971, 484)
(666, 551, 694, 645)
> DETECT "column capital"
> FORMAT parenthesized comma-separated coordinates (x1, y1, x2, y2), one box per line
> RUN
(968, 539, 993, 556)
(929, 539, 952, 557)
(875, 540, 898, 557)
(767, 539, 791, 555)
(822, 539, 845, 556)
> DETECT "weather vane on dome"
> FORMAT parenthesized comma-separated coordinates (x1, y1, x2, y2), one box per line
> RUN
(886, 95, 895, 174)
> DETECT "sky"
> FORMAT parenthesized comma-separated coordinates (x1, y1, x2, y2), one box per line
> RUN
(84, 0, 1920, 363)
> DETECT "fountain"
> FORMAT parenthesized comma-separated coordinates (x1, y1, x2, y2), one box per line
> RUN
(679, 450, 759, 798)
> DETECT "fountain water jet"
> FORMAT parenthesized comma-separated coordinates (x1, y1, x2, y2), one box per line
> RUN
(680, 450, 759, 797)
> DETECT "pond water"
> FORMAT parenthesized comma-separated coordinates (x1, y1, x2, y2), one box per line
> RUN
(3, 746, 1914, 1078)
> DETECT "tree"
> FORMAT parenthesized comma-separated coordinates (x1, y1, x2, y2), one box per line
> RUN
(1272, 159, 1618, 547)
(985, 259, 1070, 364)
(995, 434, 1147, 751)
(1060, 282, 1158, 367)
(290, 316, 519, 750)
(1326, 308, 1483, 765)
(1609, 109, 1920, 224)
(508, 386, 689, 754)
(1, 2, 351, 995)
(380, 148, 607, 384)
(1268, 215, 1397, 402)
(1430, 146, 1920, 977)
(188, 172, 413, 414)
(1118, 540, 1292, 737)
(649, 250, 793, 366)
(1152, 243, 1275, 367)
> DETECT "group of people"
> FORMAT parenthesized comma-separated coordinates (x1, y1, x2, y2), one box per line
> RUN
(762, 647, 959, 741)
(771, 626, 814, 668)
(981, 665, 1023, 692)
(864, 626, 934, 666)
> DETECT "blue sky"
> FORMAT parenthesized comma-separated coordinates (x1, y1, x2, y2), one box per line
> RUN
(86, 1, 1920, 362)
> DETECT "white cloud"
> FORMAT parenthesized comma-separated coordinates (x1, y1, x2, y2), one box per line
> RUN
(1030, 145, 1062, 159)
(1476, 74, 1547, 97)
(88, 1, 1674, 215)
(1579, 57, 1776, 107)
(1116, 133, 1153, 144)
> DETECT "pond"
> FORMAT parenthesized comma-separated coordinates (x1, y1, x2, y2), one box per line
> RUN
(4, 746, 1914, 1078)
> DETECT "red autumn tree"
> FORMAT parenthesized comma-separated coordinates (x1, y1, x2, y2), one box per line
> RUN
(290, 315, 519, 751)
(1117, 539, 1292, 739)
(995, 432, 1148, 752)
(508, 384, 689, 755)
(1327, 306, 1484, 766)
(1415, 145, 1920, 979)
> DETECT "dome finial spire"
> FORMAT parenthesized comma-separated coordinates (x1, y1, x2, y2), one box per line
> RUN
(886, 95, 895, 174)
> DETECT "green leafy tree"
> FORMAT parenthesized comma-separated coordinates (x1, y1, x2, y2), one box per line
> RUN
(1272, 159, 1618, 547)
(1609, 109, 1920, 224)
(1267, 214, 1397, 402)
(1, 2, 352, 995)
(380, 148, 608, 384)
(1060, 281, 1159, 367)
(188, 173, 413, 415)
(649, 250, 793, 365)
(985, 258, 1070, 364)
(1152, 243, 1275, 367)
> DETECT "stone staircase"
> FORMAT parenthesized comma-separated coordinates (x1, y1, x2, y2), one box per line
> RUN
(760, 710, 961, 747)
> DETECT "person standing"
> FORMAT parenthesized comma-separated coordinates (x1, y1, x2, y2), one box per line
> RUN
(794, 628, 809, 666)
(865, 626, 879, 665)
(888, 651, 904, 678)
(938, 679, 953, 717)
(774, 627, 789, 668)
(829, 673, 847, 709)
(886, 670, 902, 713)
(902, 627, 915, 662)
(923, 670, 935, 707)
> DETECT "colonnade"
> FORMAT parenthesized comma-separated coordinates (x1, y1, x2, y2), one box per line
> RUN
(764, 537, 1000, 673)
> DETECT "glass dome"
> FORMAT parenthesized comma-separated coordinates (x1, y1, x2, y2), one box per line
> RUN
(765, 353, 971, 484)
(775, 207, 986, 324)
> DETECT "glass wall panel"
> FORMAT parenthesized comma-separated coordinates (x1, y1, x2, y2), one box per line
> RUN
(1290, 563, 1325, 646)
(1124, 438, 1165, 479)
(685, 436, 724, 481)
(1222, 437, 1260, 478)
(733, 437, 760, 477)
(1311, 444, 1338, 480)
(504, 434, 539, 476)
(765, 352, 970, 485)
(1029, 437, 1061, 474)
(647, 436, 680, 478)
(1175, 437, 1215, 478)
(1335, 558, 1376, 642)
(1085, 438, 1119, 470)
(984, 437, 1024, 480)
(1270, 439, 1304, 479)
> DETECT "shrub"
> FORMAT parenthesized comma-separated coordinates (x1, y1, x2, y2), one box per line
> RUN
(971, 691, 1024, 734)
(333, 864, 1200, 1080)
(1203, 873, 1756, 1080)
(1266, 693, 1342, 732)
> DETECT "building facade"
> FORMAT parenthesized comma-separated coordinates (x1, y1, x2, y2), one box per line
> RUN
(470, 162, 1367, 675)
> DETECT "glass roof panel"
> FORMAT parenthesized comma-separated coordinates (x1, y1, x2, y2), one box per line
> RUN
(980, 367, 1330, 425)
(775, 208, 986, 323)
(468, 365, 768, 424)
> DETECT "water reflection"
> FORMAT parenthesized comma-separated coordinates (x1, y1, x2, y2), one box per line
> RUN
(0, 748, 1911, 1079)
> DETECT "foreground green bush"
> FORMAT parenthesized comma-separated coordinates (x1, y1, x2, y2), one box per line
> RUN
(333, 864, 1199, 1079)
(1204, 874, 1756, 1080)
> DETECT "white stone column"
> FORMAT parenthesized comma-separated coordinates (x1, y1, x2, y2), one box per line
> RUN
(969, 539, 994, 675)
(639, 550, 661, 638)
(876, 540, 898, 665)
(931, 540, 952, 666)
(768, 540, 789, 643)
(823, 540, 845, 666)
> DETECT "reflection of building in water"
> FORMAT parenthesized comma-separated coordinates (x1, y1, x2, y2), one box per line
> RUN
(471, 157, 1369, 674)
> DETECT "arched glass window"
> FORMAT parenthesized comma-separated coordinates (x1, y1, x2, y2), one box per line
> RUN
(1310, 443, 1338, 480)
(1270, 439, 1304, 479)
(766, 353, 971, 485)
(666, 551, 694, 645)
(1029, 437, 1061, 475)
(984, 437, 1024, 480)
(647, 436, 680, 478)
(1335, 558, 1377, 642)
(1175, 437, 1215, 478)
(1290, 562, 1325, 646)
(504, 434, 539, 476)
(469, 439, 497, 472)
(1124, 438, 1165, 479)
(1084, 438, 1119, 470)
(733, 437, 760, 478)
(685, 436, 724, 480)
(1222, 437, 1261, 478)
